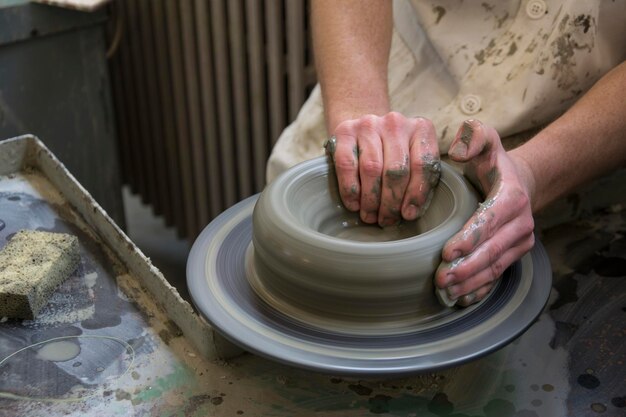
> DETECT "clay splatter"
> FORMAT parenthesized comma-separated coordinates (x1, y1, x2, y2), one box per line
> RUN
(348, 384, 372, 396)
(483, 398, 516, 417)
(385, 157, 410, 180)
(545, 13, 596, 90)
(592, 256, 626, 277)
(590, 403, 607, 413)
(427, 392, 454, 415)
(371, 176, 381, 198)
(474, 39, 496, 65)
(324, 137, 337, 157)
(36, 340, 81, 362)
(475, 50, 486, 65)
(577, 373, 600, 389)
(496, 12, 510, 29)
(460, 121, 474, 145)
(422, 157, 442, 188)
(550, 272, 579, 310)
(183, 394, 212, 415)
(368, 394, 393, 414)
(573, 14, 592, 34)
(433, 6, 446, 24)
(611, 396, 626, 408)
(158, 328, 174, 344)
(115, 389, 131, 401)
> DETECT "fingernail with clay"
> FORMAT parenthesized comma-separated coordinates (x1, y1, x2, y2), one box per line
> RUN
(459, 120, 474, 145)
(461, 292, 477, 305)
(448, 141, 468, 159)
(345, 199, 360, 212)
(379, 217, 399, 228)
(363, 212, 377, 224)
(436, 287, 457, 308)
(446, 285, 459, 299)
(447, 250, 462, 262)
(403, 204, 418, 220)
(440, 273, 455, 288)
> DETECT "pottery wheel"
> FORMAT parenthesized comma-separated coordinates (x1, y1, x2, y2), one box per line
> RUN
(187, 194, 552, 376)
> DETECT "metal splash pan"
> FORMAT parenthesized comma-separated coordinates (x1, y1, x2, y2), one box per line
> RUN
(0, 135, 239, 410)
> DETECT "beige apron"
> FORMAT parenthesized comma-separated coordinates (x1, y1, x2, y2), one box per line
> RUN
(267, 0, 626, 182)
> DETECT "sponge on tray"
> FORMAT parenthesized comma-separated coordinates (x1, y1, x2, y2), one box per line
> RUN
(0, 230, 80, 319)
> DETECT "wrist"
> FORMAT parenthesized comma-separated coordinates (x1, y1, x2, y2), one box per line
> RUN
(323, 94, 390, 135)
(326, 107, 391, 136)
(509, 151, 538, 213)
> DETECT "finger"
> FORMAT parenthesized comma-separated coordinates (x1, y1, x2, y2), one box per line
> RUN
(438, 236, 534, 300)
(378, 112, 411, 226)
(401, 118, 440, 220)
(434, 271, 496, 308)
(447, 119, 499, 162)
(435, 221, 535, 288)
(441, 185, 532, 261)
(333, 121, 360, 212)
(456, 283, 495, 307)
(448, 119, 509, 196)
(354, 117, 384, 223)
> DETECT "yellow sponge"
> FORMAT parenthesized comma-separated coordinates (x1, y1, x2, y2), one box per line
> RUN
(0, 230, 80, 319)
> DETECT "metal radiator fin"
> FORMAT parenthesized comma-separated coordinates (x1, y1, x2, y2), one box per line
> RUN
(108, 0, 315, 239)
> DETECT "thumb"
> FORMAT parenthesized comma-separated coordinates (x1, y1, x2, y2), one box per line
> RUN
(448, 119, 499, 162)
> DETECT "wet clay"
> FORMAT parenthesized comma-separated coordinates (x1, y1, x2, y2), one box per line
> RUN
(189, 187, 551, 374)
(249, 157, 480, 333)
(325, 220, 419, 242)
(36, 340, 81, 362)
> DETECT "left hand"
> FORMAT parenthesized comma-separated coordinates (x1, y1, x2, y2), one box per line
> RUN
(435, 119, 536, 306)
(326, 113, 441, 226)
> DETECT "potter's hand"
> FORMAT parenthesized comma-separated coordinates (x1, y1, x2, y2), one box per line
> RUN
(435, 119, 535, 307)
(326, 112, 441, 227)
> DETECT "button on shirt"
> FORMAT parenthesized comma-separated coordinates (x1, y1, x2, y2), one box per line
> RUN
(266, 0, 626, 182)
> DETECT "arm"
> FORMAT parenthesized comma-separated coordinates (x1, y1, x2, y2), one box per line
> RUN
(312, 0, 392, 132)
(512, 61, 626, 212)
(313, 0, 441, 226)
(436, 61, 626, 306)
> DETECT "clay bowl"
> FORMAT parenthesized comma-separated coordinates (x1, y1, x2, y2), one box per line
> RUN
(247, 156, 479, 334)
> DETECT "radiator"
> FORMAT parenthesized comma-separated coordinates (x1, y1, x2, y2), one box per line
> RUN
(107, 0, 316, 239)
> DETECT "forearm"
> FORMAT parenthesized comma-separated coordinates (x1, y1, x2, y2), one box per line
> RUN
(511, 61, 626, 212)
(312, 0, 393, 133)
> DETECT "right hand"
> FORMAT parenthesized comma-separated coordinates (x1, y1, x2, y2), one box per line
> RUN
(434, 119, 536, 306)
(326, 112, 441, 227)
